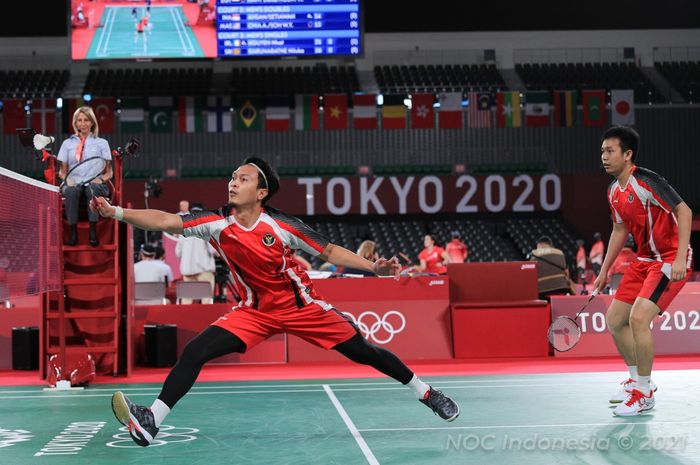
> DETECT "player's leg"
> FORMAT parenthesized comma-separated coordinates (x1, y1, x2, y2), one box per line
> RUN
(86, 183, 109, 246)
(62, 185, 81, 245)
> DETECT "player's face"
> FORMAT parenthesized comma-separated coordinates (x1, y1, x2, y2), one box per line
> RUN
(600, 137, 631, 177)
(424, 235, 433, 247)
(75, 112, 93, 136)
(228, 165, 267, 207)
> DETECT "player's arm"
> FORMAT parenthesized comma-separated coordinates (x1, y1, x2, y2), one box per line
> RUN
(320, 243, 400, 277)
(91, 196, 183, 235)
(672, 201, 692, 281)
(593, 222, 628, 293)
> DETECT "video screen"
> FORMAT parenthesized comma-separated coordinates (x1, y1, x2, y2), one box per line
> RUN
(71, 0, 362, 60)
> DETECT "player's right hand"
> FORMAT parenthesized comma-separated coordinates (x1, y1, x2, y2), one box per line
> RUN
(592, 273, 607, 294)
(91, 196, 116, 218)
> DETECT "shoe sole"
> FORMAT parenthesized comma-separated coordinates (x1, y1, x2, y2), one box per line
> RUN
(613, 404, 655, 416)
(444, 404, 460, 422)
(111, 391, 152, 447)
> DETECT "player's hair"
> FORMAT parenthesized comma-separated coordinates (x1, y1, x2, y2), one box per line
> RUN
(537, 235, 553, 246)
(601, 125, 639, 162)
(425, 234, 439, 246)
(73, 106, 99, 137)
(242, 156, 280, 204)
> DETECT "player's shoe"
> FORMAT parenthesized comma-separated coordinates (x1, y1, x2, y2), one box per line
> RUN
(111, 391, 159, 446)
(419, 387, 460, 422)
(609, 378, 657, 404)
(613, 388, 655, 416)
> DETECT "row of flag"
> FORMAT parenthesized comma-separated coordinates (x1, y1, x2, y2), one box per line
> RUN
(1, 90, 635, 135)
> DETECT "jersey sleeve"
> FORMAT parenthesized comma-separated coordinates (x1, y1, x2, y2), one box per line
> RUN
(265, 207, 330, 256)
(181, 210, 224, 243)
(99, 138, 112, 161)
(607, 182, 624, 224)
(636, 168, 683, 212)
(57, 139, 71, 164)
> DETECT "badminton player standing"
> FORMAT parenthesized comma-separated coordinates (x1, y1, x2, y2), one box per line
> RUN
(594, 126, 693, 416)
(93, 157, 459, 446)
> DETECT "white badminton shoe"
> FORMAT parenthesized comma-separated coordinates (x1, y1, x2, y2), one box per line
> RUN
(613, 388, 655, 416)
(609, 378, 657, 404)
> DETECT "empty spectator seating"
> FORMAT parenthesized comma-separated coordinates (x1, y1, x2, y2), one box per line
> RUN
(374, 64, 507, 94)
(83, 68, 212, 96)
(0, 69, 69, 98)
(506, 218, 578, 273)
(514, 62, 664, 104)
(228, 65, 359, 96)
(655, 61, 700, 103)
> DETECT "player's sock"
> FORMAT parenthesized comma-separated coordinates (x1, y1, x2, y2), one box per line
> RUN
(407, 374, 430, 399)
(628, 365, 638, 381)
(636, 375, 651, 396)
(150, 398, 170, 428)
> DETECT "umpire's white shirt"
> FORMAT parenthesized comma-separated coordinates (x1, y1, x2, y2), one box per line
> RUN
(134, 259, 172, 283)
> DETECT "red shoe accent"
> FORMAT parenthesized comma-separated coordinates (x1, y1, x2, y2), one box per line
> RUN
(625, 389, 651, 407)
(423, 389, 431, 400)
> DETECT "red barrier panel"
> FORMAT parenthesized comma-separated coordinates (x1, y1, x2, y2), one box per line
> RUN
(551, 282, 700, 357)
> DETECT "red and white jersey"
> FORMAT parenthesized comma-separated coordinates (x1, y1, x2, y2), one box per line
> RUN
(182, 206, 332, 311)
(608, 166, 690, 263)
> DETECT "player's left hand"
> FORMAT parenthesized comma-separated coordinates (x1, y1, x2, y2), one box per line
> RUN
(373, 256, 401, 278)
(671, 257, 687, 282)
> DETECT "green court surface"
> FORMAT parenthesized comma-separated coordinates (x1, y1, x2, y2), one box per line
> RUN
(1, 370, 699, 465)
(86, 6, 204, 59)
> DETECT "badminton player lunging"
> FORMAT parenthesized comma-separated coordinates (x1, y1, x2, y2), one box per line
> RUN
(595, 126, 693, 416)
(92, 157, 459, 446)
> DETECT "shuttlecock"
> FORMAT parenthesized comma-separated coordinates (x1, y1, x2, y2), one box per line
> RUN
(33, 134, 55, 151)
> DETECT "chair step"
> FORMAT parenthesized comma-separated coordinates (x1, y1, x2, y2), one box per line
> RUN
(64, 278, 117, 286)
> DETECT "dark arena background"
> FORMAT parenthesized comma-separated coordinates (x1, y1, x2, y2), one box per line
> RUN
(1, 1, 699, 464)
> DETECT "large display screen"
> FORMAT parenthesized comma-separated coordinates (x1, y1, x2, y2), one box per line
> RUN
(71, 0, 362, 60)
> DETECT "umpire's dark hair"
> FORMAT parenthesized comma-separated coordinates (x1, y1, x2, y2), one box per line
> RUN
(242, 157, 280, 205)
(536, 235, 553, 246)
(601, 125, 640, 162)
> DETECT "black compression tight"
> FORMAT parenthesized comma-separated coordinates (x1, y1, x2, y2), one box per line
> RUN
(334, 333, 414, 384)
(158, 325, 246, 409)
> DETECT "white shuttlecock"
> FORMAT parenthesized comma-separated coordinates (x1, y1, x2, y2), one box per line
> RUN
(33, 134, 55, 151)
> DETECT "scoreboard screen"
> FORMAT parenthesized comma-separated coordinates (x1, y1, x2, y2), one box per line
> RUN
(217, 0, 362, 58)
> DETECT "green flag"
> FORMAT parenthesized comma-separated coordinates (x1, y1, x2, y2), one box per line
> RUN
(119, 98, 145, 133)
(235, 96, 261, 131)
(148, 97, 174, 133)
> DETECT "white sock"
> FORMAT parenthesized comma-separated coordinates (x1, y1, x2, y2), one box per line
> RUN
(407, 374, 430, 399)
(637, 376, 651, 396)
(628, 365, 638, 381)
(150, 399, 170, 428)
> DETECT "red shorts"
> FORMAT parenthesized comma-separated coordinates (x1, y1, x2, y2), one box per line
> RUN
(212, 303, 358, 351)
(614, 260, 690, 313)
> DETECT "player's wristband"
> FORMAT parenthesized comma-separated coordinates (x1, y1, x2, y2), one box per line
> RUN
(113, 206, 124, 221)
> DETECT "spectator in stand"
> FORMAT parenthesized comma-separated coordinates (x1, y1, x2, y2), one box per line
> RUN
(607, 234, 637, 281)
(530, 235, 572, 300)
(575, 239, 587, 283)
(590, 232, 605, 277)
(343, 240, 379, 276)
(177, 200, 190, 217)
(175, 204, 217, 304)
(445, 230, 468, 263)
(414, 235, 448, 275)
(135, 244, 173, 285)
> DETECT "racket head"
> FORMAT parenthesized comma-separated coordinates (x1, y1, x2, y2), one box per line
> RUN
(65, 157, 107, 187)
(547, 316, 582, 352)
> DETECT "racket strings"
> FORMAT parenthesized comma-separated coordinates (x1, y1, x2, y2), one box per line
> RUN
(548, 316, 581, 352)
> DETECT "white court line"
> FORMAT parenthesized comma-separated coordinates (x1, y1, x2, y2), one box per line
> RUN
(169, 7, 188, 55)
(324, 385, 380, 465)
(101, 7, 118, 56)
(95, 6, 115, 56)
(357, 420, 700, 433)
(175, 6, 196, 54)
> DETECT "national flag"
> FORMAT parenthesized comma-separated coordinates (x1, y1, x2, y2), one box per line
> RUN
(410, 93, 435, 129)
(352, 94, 377, 130)
(61, 97, 84, 134)
(553, 90, 577, 127)
(525, 91, 550, 127)
(149, 97, 174, 133)
(91, 97, 116, 133)
(438, 92, 463, 129)
(467, 92, 492, 128)
(611, 89, 635, 125)
(31, 98, 57, 134)
(265, 95, 291, 131)
(582, 90, 606, 127)
(323, 94, 348, 130)
(119, 98, 145, 133)
(381, 94, 406, 129)
(2, 99, 29, 134)
(496, 92, 522, 128)
(235, 95, 261, 130)
(206, 96, 232, 133)
(177, 96, 204, 133)
(294, 95, 319, 130)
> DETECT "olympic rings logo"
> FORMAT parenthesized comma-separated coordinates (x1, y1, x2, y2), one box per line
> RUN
(106, 425, 199, 448)
(342, 310, 406, 344)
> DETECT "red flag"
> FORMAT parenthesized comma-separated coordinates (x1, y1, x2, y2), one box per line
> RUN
(352, 94, 377, 129)
(323, 94, 348, 130)
(31, 99, 57, 134)
(410, 93, 435, 129)
(438, 92, 463, 129)
(91, 98, 116, 133)
(582, 90, 606, 127)
(2, 99, 28, 134)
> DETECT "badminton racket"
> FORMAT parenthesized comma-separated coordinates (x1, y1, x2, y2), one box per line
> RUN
(60, 157, 108, 198)
(547, 289, 599, 352)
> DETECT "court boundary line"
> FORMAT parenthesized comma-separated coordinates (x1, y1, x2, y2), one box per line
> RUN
(169, 6, 195, 56)
(356, 420, 700, 432)
(324, 385, 380, 465)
